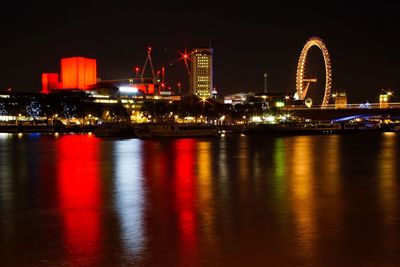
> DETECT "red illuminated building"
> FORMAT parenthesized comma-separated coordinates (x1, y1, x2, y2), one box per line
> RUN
(41, 57, 97, 93)
(61, 57, 97, 90)
(41, 73, 59, 94)
(135, 83, 155, 95)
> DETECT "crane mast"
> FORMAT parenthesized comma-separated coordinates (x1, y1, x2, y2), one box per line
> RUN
(300, 78, 317, 100)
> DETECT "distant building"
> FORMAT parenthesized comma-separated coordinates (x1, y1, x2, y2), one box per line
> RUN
(379, 92, 390, 109)
(252, 92, 286, 108)
(224, 92, 286, 107)
(41, 73, 59, 94)
(224, 92, 248, 105)
(334, 91, 347, 109)
(191, 48, 213, 99)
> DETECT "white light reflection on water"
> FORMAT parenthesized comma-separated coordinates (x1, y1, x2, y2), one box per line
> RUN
(0, 133, 11, 139)
(114, 139, 146, 258)
(218, 137, 228, 187)
(0, 136, 13, 245)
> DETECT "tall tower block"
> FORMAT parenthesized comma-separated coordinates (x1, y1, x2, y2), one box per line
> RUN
(191, 48, 213, 99)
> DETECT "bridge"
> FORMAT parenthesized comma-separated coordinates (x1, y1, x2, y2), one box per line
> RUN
(283, 103, 400, 121)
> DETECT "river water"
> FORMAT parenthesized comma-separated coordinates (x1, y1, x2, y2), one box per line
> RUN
(0, 132, 399, 266)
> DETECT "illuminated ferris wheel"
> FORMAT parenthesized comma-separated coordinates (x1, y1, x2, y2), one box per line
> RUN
(296, 36, 332, 107)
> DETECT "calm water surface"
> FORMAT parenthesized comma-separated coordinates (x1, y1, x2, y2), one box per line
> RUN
(0, 132, 400, 266)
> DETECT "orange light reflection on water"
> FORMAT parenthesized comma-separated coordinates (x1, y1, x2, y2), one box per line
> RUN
(272, 138, 289, 227)
(378, 133, 399, 250)
(320, 136, 343, 240)
(289, 136, 316, 258)
(196, 141, 216, 252)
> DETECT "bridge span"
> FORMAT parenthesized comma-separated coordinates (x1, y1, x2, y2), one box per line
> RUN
(283, 103, 400, 121)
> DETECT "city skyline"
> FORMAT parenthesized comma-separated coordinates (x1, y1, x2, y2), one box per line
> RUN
(1, 2, 400, 102)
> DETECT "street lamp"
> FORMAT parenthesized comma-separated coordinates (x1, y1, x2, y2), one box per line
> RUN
(200, 97, 207, 118)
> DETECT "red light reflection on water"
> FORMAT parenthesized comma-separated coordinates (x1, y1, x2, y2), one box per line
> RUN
(57, 135, 101, 264)
(174, 139, 198, 264)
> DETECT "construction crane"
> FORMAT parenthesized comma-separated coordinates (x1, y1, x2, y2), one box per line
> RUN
(136, 46, 171, 95)
(140, 47, 156, 83)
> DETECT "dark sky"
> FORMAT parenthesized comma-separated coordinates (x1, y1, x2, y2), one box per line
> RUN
(1, 1, 399, 103)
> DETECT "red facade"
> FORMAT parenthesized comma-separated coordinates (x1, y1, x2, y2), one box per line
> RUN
(61, 57, 97, 90)
(136, 83, 155, 95)
(41, 73, 59, 94)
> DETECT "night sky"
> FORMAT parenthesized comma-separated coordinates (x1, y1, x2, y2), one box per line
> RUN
(1, 1, 399, 103)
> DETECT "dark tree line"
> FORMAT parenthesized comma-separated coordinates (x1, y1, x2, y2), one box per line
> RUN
(140, 95, 271, 124)
(0, 91, 130, 124)
(0, 92, 282, 125)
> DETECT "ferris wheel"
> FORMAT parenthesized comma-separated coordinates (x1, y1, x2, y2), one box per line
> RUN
(296, 37, 332, 107)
